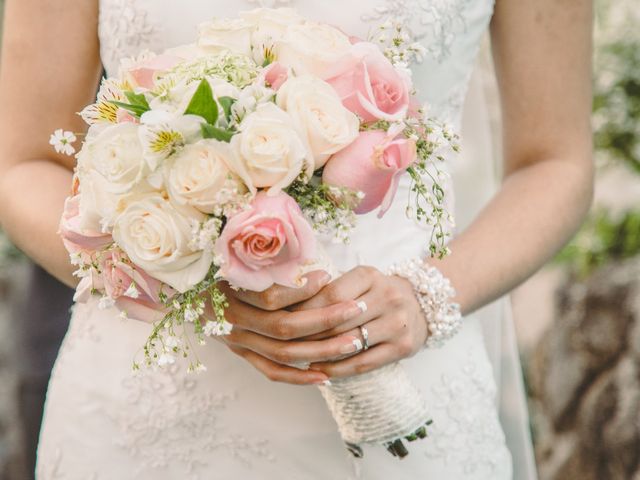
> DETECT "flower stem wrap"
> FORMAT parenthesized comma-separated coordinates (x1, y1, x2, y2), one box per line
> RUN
(318, 362, 432, 458)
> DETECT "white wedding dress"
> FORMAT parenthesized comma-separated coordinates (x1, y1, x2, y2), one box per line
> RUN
(36, 1, 537, 479)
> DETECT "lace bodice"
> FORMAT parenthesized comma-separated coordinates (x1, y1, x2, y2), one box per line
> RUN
(98, 0, 494, 125)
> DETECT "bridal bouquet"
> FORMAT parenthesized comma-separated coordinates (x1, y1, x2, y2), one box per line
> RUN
(54, 8, 457, 458)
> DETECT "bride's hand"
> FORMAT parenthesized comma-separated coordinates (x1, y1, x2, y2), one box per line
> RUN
(212, 271, 365, 385)
(293, 266, 429, 378)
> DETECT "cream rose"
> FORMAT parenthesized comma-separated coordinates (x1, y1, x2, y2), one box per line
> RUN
(275, 22, 353, 78)
(240, 8, 304, 65)
(228, 102, 311, 195)
(276, 75, 359, 168)
(198, 18, 254, 57)
(76, 123, 147, 195)
(165, 140, 248, 214)
(113, 193, 212, 293)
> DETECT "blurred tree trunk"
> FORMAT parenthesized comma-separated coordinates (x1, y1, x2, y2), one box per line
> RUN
(528, 259, 640, 480)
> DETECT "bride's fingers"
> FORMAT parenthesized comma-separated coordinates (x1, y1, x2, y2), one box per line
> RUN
(337, 316, 397, 351)
(225, 328, 364, 365)
(302, 292, 380, 340)
(309, 344, 397, 379)
(227, 345, 330, 386)
(291, 266, 377, 311)
(222, 294, 363, 340)
(222, 271, 331, 311)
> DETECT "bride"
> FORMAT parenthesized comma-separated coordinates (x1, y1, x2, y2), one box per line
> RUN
(0, 0, 593, 478)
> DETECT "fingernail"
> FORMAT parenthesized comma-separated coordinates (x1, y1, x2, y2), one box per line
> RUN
(357, 300, 368, 313)
(340, 337, 361, 354)
(289, 361, 310, 370)
(343, 305, 363, 321)
(313, 379, 332, 386)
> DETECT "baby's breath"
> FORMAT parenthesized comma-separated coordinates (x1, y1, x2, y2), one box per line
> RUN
(135, 267, 231, 373)
(286, 176, 358, 244)
(370, 19, 426, 69)
(159, 52, 259, 90)
(404, 113, 459, 259)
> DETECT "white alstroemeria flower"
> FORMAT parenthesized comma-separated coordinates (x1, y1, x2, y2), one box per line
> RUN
(79, 78, 128, 125)
(49, 130, 77, 156)
(240, 8, 304, 65)
(138, 111, 204, 170)
(231, 84, 275, 124)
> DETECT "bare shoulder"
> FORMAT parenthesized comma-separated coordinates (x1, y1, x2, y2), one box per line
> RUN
(0, 0, 103, 171)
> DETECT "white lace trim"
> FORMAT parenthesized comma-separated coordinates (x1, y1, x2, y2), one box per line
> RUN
(98, 0, 156, 73)
(361, 0, 474, 63)
(422, 353, 511, 477)
(106, 366, 276, 476)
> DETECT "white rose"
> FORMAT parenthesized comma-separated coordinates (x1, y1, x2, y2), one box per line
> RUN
(228, 102, 311, 194)
(275, 22, 353, 78)
(276, 75, 359, 168)
(240, 8, 304, 65)
(76, 123, 147, 195)
(165, 140, 247, 214)
(113, 193, 212, 293)
(77, 172, 119, 234)
(198, 18, 254, 58)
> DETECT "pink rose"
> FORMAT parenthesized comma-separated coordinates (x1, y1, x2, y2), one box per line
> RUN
(59, 195, 112, 255)
(126, 54, 182, 90)
(261, 62, 289, 90)
(323, 128, 417, 217)
(214, 191, 318, 292)
(74, 249, 172, 323)
(326, 42, 411, 123)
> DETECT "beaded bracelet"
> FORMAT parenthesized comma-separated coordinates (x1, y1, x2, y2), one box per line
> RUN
(386, 258, 462, 348)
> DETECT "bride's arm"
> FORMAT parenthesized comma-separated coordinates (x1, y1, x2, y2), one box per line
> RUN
(0, 0, 103, 287)
(432, 0, 594, 313)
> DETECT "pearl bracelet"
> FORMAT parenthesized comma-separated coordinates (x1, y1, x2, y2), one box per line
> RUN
(387, 258, 462, 348)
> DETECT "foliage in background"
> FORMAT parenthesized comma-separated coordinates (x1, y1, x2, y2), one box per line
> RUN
(556, 0, 640, 276)
(556, 210, 640, 278)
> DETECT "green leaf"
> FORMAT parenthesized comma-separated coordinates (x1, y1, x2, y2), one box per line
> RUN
(109, 100, 149, 118)
(218, 96, 236, 122)
(124, 91, 150, 110)
(201, 123, 234, 143)
(184, 79, 218, 125)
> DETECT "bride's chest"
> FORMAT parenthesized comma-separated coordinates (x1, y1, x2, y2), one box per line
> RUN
(98, 0, 494, 74)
